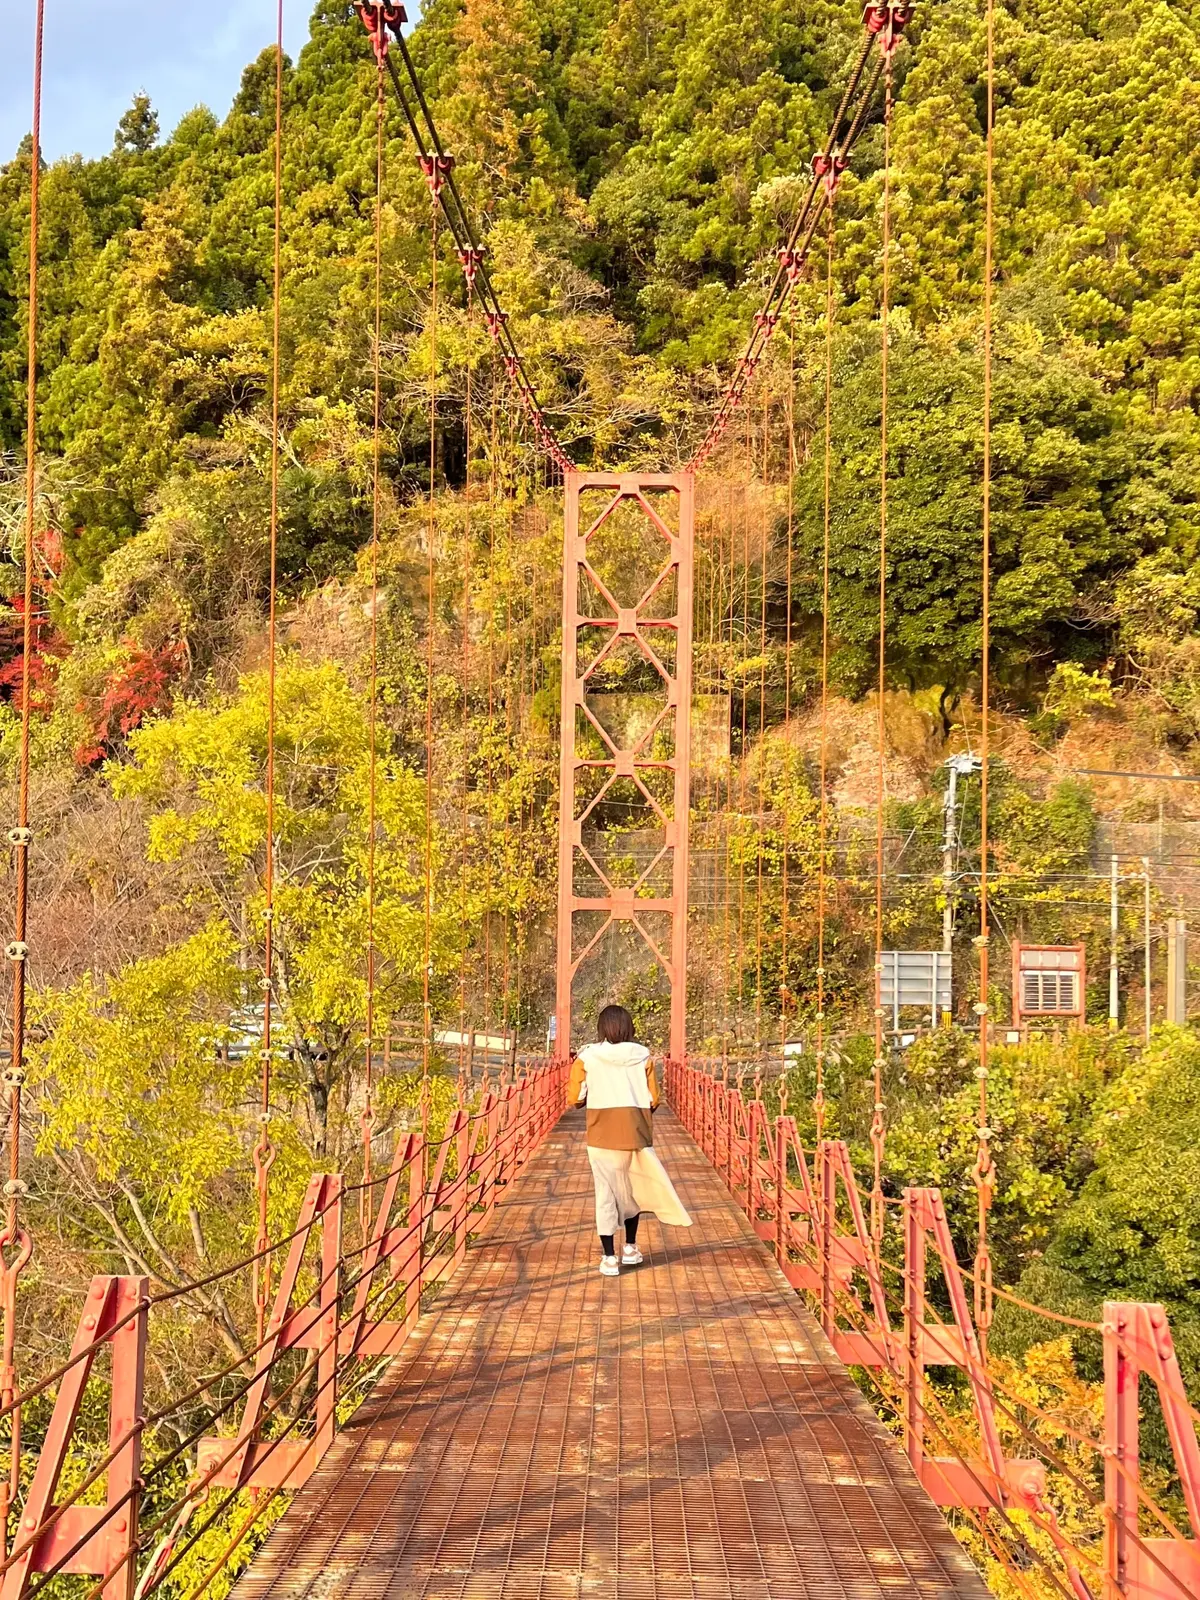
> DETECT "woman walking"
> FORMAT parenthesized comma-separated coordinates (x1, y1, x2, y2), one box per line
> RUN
(566, 1004, 691, 1276)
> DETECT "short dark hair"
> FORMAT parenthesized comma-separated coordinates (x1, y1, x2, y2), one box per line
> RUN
(597, 1004, 635, 1044)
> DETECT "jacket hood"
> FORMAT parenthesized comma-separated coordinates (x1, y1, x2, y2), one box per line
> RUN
(582, 1040, 650, 1068)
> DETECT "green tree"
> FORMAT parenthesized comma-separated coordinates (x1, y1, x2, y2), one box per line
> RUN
(110, 658, 457, 1154)
(114, 94, 160, 155)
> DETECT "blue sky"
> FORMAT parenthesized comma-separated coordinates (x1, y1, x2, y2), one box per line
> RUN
(1, 0, 313, 163)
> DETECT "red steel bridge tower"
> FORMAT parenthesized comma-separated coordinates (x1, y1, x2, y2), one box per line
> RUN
(554, 472, 695, 1062)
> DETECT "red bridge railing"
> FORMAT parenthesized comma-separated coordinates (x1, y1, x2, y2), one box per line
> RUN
(667, 1058, 1200, 1600)
(0, 1063, 565, 1600)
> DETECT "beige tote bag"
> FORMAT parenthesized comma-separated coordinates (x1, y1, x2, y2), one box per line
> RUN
(629, 1147, 692, 1227)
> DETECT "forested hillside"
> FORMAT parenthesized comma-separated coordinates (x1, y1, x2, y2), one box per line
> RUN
(2, 1, 1200, 1589)
(3, 0, 1199, 690)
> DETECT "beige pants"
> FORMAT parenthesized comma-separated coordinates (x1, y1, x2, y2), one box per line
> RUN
(587, 1147, 638, 1236)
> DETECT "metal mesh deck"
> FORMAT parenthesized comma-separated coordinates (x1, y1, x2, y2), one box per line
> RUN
(232, 1112, 988, 1600)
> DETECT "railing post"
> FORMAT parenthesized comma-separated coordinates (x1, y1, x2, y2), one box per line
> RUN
(1104, 1303, 1139, 1600)
(753, 1103, 767, 1221)
(408, 1133, 427, 1327)
(452, 1111, 470, 1275)
(820, 1143, 836, 1339)
(774, 1117, 786, 1268)
(313, 1175, 342, 1465)
(0, 1277, 148, 1600)
(103, 1276, 147, 1600)
(729, 1081, 739, 1196)
(903, 1189, 926, 1484)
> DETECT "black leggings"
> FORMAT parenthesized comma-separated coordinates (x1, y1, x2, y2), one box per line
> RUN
(600, 1213, 640, 1256)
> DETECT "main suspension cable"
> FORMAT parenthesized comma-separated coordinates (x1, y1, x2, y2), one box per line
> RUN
(1, 0, 46, 1551)
(358, 4, 572, 473)
(689, 4, 910, 471)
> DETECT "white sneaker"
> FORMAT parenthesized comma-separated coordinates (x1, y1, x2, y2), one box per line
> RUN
(621, 1244, 643, 1266)
(599, 1255, 620, 1276)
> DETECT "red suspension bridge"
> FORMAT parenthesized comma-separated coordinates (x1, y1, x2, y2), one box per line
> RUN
(2, 2, 1199, 1599)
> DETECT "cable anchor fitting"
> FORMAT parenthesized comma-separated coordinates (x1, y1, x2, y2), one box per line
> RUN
(457, 246, 486, 291)
(356, 1, 406, 64)
(777, 248, 803, 285)
(812, 151, 849, 200)
(864, 0, 912, 56)
(6, 828, 31, 849)
(418, 153, 455, 198)
(5, 942, 27, 963)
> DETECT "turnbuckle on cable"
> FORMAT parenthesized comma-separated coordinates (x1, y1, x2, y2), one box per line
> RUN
(357, 1, 406, 64)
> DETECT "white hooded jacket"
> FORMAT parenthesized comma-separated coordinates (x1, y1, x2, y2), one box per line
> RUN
(567, 1040, 659, 1149)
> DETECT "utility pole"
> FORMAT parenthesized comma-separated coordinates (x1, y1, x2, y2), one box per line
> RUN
(1109, 854, 1120, 1030)
(1167, 917, 1188, 1025)
(942, 753, 982, 955)
(1143, 857, 1152, 1040)
(942, 766, 958, 956)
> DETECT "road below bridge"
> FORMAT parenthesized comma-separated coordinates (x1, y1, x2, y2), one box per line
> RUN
(232, 1110, 987, 1600)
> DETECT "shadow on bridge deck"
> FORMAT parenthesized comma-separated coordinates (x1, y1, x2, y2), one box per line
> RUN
(232, 1110, 987, 1600)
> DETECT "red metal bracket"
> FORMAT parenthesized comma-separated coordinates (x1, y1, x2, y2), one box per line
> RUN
(1, 1277, 147, 1600)
(812, 151, 849, 201)
(818, 1141, 897, 1369)
(341, 1132, 419, 1362)
(418, 153, 455, 198)
(458, 246, 485, 291)
(197, 1175, 343, 1493)
(356, 1, 406, 64)
(902, 1187, 1043, 1509)
(1105, 1302, 1200, 1600)
(863, 0, 912, 54)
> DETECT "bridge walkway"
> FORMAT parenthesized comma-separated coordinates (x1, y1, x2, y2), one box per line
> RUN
(231, 1111, 988, 1600)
